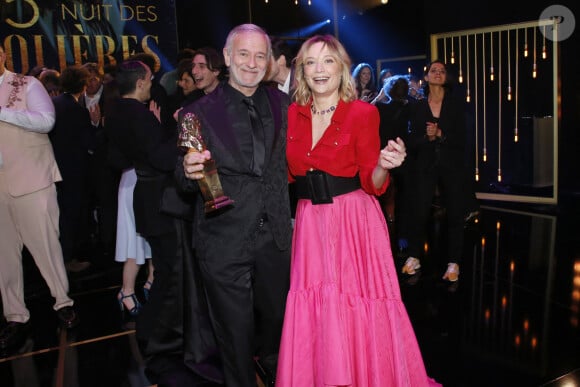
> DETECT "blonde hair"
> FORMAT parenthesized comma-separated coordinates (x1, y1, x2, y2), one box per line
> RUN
(292, 34, 356, 105)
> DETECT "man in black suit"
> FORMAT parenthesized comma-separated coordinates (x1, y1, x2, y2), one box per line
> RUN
(178, 24, 292, 387)
(49, 65, 94, 272)
(79, 62, 120, 263)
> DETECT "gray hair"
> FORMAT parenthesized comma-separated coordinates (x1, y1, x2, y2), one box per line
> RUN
(224, 23, 271, 60)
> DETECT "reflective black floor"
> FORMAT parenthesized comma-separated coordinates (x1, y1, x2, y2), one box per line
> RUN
(1, 195, 579, 387)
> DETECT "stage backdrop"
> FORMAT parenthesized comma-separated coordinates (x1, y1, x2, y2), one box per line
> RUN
(0, 0, 178, 74)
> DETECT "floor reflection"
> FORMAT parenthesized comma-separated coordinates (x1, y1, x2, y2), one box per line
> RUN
(1, 201, 579, 387)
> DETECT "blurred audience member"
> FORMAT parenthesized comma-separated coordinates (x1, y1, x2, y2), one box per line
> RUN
(352, 62, 377, 102)
(190, 46, 224, 99)
(376, 75, 414, 255)
(159, 48, 196, 96)
(80, 62, 120, 263)
(268, 37, 296, 95)
(39, 69, 61, 97)
(49, 65, 94, 273)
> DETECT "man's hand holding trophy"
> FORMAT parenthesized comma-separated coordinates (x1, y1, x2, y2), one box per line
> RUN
(179, 112, 234, 213)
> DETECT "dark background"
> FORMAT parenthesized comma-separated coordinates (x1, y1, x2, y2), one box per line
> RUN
(174, 0, 579, 201)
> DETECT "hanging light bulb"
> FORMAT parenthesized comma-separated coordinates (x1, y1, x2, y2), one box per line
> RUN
(466, 88, 471, 103)
(475, 167, 479, 182)
(483, 147, 487, 162)
(308, 0, 311, 5)
(542, 45, 547, 59)
(381, 0, 389, 4)
(498, 168, 502, 182)
(507, 85, 512, 101)
(451, 50, 455, 64)
(524, 29, 529, 57)
(459, 69, 463, 84)
(532, 63, 537, 78)
(295, 0, 298, 4)
(514, 127, 519, 142)
(542, 26, 547, 59)
(490, 65, 495, 81)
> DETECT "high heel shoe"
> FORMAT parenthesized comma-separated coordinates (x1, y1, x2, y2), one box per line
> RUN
(117, 290, 141, 317)
(143, 281, 153, 302)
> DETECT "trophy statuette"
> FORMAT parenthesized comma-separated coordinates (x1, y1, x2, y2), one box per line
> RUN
(178, 112, 234, 213)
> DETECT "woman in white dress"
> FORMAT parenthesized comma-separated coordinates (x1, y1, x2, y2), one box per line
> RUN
(115, 168, 154, 316)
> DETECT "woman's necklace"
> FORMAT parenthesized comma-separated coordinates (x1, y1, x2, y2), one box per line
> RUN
(311, 104, 336, 116)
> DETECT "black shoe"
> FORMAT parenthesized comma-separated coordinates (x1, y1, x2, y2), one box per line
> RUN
(255, 354, 277, 386)
(65, 259, 91, 273)
(0, 321, 32, 350)
(56, 306, 80, 329)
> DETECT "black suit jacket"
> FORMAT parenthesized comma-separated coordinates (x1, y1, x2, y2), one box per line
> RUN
(408, 94, 466, 173)
(106, 98, 177, 237)
(49, 93, 92, 181)
(175, 84, 292, 254)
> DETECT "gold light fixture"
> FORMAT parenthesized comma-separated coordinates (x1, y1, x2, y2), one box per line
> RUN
(497, 32, 502, 183)
(514, 29, 519, 142)
(524, 29, 528, 57)
(451, 37, 455, 64)
(507, 30, 512, 101)
(542, 26, 547, 59)
(533, 27, 537, 78)
(490, 32, 495, 81)
(459, 36, 463, 83)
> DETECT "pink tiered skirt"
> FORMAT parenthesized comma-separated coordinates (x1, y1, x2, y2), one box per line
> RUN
(276, 189, 441, 387)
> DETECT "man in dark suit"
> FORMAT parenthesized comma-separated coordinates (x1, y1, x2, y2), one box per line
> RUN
(178, 24, 292, 387)
(49, 65, 94, 272)
(79, 62, 120, 263)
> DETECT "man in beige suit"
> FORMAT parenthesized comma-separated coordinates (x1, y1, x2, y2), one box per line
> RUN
(0, 43, 79, 351)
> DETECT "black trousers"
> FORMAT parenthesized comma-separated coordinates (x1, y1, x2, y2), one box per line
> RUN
(137, 230, 179, 360)
(407, 162, 466, 263)
(198, 217, 290, 387)
(55, 178, 90, 262)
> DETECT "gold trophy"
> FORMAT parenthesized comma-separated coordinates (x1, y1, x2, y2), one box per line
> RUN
(178, 112, 234, 213)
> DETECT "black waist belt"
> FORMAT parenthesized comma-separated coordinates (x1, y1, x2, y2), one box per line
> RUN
(294, 171, 360, 204)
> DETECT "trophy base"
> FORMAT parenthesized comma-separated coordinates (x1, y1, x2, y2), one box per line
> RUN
(204, 196, 234, 213)
(196, 158, 234, 213)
